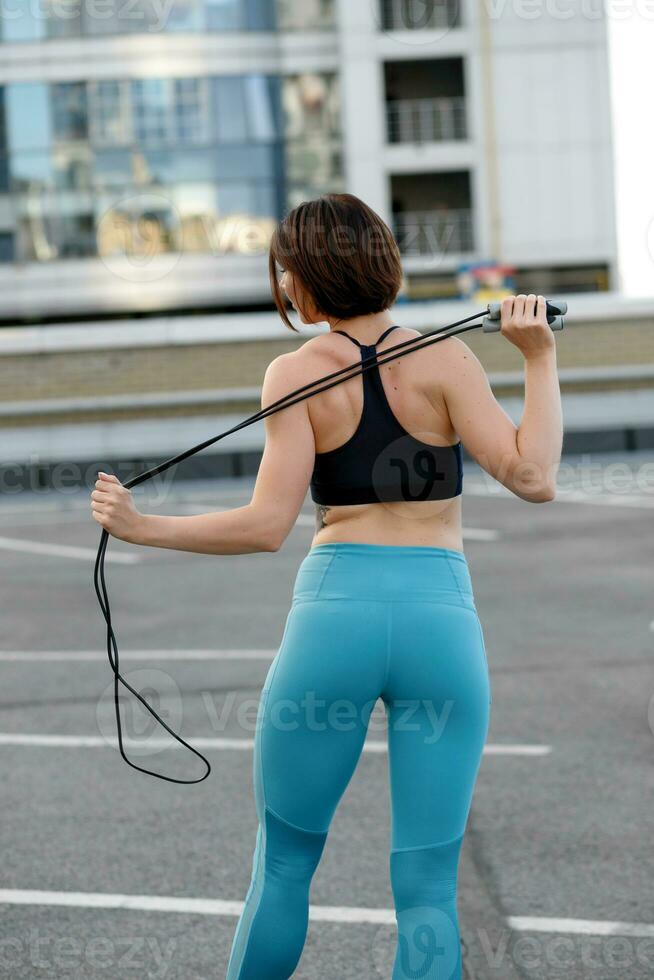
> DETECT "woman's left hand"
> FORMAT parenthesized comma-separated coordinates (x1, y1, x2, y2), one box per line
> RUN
(90, 472, 144, 543)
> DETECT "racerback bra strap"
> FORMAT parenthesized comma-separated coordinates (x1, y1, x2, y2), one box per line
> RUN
(333, 330, 362, 348)
(333, 325, 401, 350)
(375, 324, 402, 346)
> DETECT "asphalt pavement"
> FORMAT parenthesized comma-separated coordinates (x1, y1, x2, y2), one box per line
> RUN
(0, 451, 652, 980)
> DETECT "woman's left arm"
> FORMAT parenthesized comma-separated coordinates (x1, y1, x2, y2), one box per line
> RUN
(90, 351, 316, 555)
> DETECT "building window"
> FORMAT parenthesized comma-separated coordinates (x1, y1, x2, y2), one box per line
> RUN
(89, 81, 132, 146)
(380, 0, 461, 32)
(165, 0, 205, 32)
(6, 84, 53, 154)
(0, 233, 14, 261)
(276, 0, 334, 29)
(52, 83, 88, 142)
(282, 73, 342, 206)
(204, 0, 243, 29)
(0, 0, 47, 41)
(0, 0, 339, 39)
(0, 72, 342, 264)
(211, 76, 280, 144)
(202, 0, 275, 32)
(131, 78, 209, 146)
(283, 73, 340, 141)
(0, 87, 8, 193)
(174, 79, 209, 144)
(132, 80, 173, 145)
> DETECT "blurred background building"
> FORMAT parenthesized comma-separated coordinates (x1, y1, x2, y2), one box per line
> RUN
(2, 0, 653, 491)
(0, 0, 617, 321)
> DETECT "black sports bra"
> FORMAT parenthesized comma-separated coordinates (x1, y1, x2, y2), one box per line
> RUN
(310, 325, 463, 506)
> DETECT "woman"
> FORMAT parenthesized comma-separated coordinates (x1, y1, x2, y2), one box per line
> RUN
(91, 194, 563, 979)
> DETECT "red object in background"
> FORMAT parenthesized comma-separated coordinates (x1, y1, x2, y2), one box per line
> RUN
(457, 261, 516, 302)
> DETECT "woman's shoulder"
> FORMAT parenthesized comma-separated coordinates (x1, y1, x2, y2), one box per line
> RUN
(283, 326, 471, 376)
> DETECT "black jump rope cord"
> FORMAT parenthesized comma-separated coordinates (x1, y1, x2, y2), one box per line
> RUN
(94, 310, 490, 784)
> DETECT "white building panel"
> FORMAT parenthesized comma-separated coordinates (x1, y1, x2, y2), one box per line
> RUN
(485, 19, 617, 267)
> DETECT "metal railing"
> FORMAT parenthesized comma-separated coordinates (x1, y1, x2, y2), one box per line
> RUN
(387, 96, 466, 143)
(394, 208, 474, 256)
(381, 0, 461, 31)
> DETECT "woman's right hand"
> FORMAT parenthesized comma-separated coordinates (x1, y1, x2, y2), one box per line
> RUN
(499, 294, 556, 360)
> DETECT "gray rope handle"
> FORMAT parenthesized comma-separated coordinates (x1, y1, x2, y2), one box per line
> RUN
(482, 299, 567, 332)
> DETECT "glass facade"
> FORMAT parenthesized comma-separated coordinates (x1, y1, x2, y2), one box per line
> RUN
(0, 0, 335, 41)
(283, 72, 342, 210)
(0, 72, 343, 263)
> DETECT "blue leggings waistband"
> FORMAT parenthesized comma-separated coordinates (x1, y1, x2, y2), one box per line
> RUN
(309, 541, 467, 562)
(294, 541, 475, 607)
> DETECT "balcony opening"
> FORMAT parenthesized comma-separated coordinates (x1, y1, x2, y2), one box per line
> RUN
(391, 170, 473, 257)
(385, 58, 466, 144)
(380, 0, 461, 33)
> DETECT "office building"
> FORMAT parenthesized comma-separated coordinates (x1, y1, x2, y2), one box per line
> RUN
(0, 0, 618, 320)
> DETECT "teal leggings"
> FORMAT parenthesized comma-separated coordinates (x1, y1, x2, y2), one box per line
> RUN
(226, 542, 492, 980)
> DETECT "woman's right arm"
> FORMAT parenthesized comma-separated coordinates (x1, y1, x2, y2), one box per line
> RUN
(439, 294, 563, 503)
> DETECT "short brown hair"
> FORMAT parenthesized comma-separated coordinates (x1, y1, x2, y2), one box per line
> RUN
(268, 193, 404, 332)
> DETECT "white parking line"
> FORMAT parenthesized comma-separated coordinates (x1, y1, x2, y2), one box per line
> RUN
(176, 507, 500, 540)
(292, 515, 499, 540)
(483, 744, 551, 756)
(461, 527, 499, 541)
(0, 503, 234, 527)
(508, 916, 654, 938)
(0, 891, 648, 937)
(0, 536, 140, 564)
(551, 491, 654, 509)
(0, 511, 101, 528)
(0, 501, 499, 541)
(0, 888, 393, 924)
(0, 495, 247, 520)
(0, 734, 551, 756)
(0, 649, 276, 661)
(464, 483, 654, 509)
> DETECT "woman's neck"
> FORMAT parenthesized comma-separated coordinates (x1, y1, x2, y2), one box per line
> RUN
(326, 310, 396, 343)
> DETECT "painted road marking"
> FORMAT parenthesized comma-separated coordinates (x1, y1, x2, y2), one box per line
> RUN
(174, 506, 500, 540)
(461, 527, 499, 541)
(0, 734, 551, 756)
(508, 916, 654, 938)
(0, 888, 392, 923)
(464, 483, 654, 508)
(0, 891, 649, 937)
(0, 649, 278, 661)
(0, 504, 500, 541)
(292, 515, 499, 540)
(0, 536, 140, 564)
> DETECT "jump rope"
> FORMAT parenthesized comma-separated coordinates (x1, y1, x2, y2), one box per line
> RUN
(93, 299, 567, 784)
